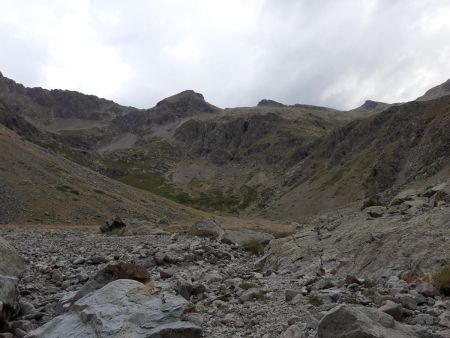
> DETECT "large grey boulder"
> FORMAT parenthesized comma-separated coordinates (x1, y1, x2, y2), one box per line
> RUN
(99, 216, 127, 233)
(58, 261, 150, 311)
(0, 237, 24, 278)
(365, 206, 387, 218)
(26, 279, 202, 338)
(279, 324, 305, 338)
(221, 229, 274, 247)
(191, 219, 224, 239)
(317, 304, 419, 338)
(0, 236, 24, 327)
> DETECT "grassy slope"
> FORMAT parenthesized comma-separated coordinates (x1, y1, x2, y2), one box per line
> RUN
(264, 96, 450, 220)
(0, 125, 205, 225)
(97, 107, 340, 214)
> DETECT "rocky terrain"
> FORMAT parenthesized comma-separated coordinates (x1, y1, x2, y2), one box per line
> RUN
(1, 71, 450, 337)
(1, 72, 450, 220)
(1, 181, 450, 337)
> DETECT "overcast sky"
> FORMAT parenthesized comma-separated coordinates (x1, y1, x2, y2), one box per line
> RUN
(1, 0, 450, 110)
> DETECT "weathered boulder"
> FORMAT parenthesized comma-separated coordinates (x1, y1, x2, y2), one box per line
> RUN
(221, 229, 274, 247)
(424, 182, 450, 203)
(279, 324, 305, 338)
(0, 238, 24, 278)
(365, 206, 387, 218)
(25, 279, 202, 338)
(416, 281, 438, 297)
(190, 219, 224, 239)
(99, 217, 126, 233)
(0, 237, 24, 329)
(440, 311, 450, 328)
(379, 300, 403, 320)
(317, 304, 419, 338)
(174, 277, 194, 300)
(60, 261, 150, 309)
(390, 189, 418, 206)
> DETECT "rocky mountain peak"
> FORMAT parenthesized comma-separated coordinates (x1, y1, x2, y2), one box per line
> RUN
(151, 90, 218, 119)
(156, 90, 206, 106)
(360, 100, 389, 110)
(257, 99, 285, 107)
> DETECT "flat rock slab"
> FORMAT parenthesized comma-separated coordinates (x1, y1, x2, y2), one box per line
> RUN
(25, 279, 202, 338)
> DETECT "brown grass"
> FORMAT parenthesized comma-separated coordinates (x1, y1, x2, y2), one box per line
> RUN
(433, 264, 450, 294)
(138, 282, 160, 296)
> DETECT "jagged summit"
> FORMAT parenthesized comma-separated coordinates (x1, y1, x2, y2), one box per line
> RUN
(150, 89, 219, 119)
(257, 99, 285, 107)
(417, 77, 450, 101)
(359, 100, 389, 111)
(156, 90, 206, 106)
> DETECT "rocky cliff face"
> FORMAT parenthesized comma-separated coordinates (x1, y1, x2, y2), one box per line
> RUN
(0, 72, 132, 124)
(175, 113, 313, 166)
(109, 90, 220, 134)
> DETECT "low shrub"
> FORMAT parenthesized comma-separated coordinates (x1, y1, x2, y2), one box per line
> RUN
(432, 264, 450, 295)
(250, 291, 269, 303)
(242, 238, 264, 255)
(239, 281, 259, 290)
(308, 292, 323, 306)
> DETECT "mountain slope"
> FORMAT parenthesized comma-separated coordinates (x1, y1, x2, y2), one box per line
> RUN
(343, 100, 392, 120)
(264, 95, 450, 219)
(0, 71, 137, 133)
(3, 71, 449, 218)
(0, 122, 202, 224)
(417, 77, 450, 101)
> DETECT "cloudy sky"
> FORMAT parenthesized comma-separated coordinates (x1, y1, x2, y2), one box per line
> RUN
(1, 0, 450, 110)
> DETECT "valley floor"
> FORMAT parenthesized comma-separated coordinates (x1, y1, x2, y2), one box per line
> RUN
(1, 219, 450, 337)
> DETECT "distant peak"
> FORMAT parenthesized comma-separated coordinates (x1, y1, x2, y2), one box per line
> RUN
(257, 99, 285, 107)
(361, 100, 387, 110)
(152, 90, 218, 117)
(156, 90, 206, 107)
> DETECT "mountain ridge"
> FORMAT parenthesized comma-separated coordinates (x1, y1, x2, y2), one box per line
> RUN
(1, 71, 449, 221)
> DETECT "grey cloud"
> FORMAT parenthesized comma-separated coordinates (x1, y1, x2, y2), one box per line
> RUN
(1, 0, 450, 110)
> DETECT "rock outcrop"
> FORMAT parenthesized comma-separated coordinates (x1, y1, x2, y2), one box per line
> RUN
(0, 236, 24, 333)
(317, 304, 419, 338)
(25, 279, 202, 338)
(191, 219, 225, 239)
(62, 261, 151, 307)
(99, 217, 127, 233)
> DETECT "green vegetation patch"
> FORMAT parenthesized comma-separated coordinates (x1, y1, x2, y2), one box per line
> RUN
(242, 238, 264, 255)
(433, 264, 450, 295)
(239, 281, 260, 290)
(308, 292, 323, 306)
(249, 291, 269, 303)
(56, 184, 80, 195)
